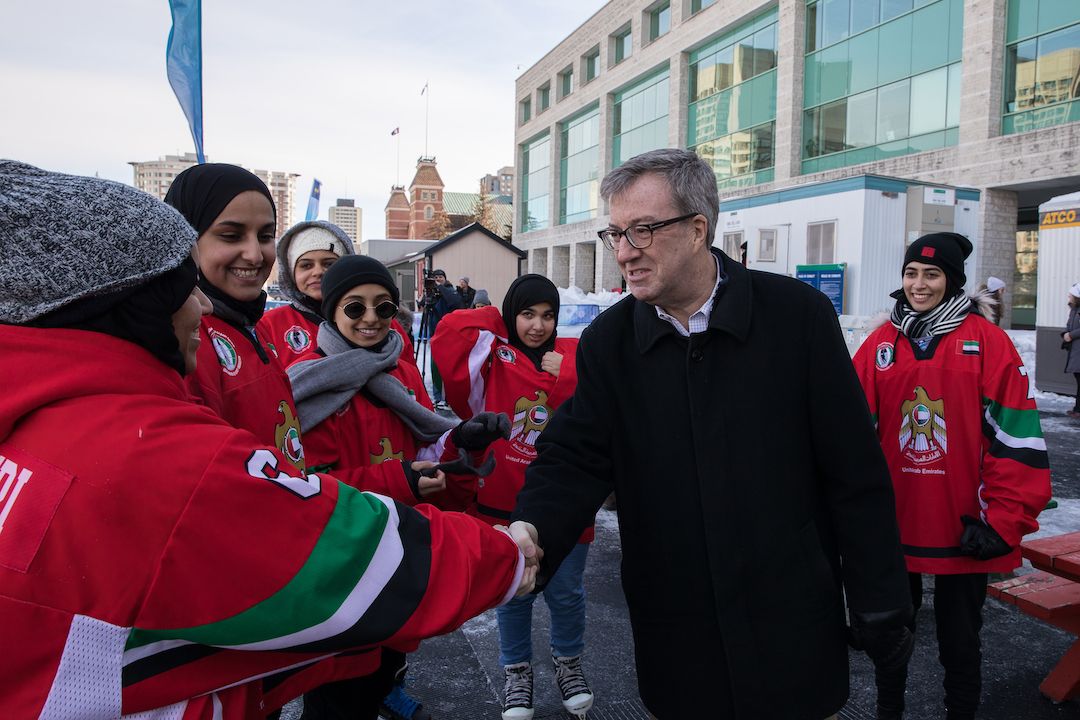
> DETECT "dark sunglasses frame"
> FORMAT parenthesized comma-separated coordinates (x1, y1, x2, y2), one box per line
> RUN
(340, 299, 398, 320)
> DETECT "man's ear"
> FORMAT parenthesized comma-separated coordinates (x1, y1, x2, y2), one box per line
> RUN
(691, 214, 709, 250)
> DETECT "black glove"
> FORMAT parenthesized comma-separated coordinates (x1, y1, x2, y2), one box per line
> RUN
(959, 515, 1012, 560)
(453, 412, 511, 451)
(433, 448, 497, 479)
(849, 608, 915, 673)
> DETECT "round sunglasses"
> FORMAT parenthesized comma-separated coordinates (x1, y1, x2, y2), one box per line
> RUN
(340, 299, 399, 320)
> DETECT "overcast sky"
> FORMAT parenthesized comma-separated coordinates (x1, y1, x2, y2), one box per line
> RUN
(0, 0, 605, 241)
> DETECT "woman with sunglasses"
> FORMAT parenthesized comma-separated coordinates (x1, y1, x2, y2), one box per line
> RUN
(287, 255, 511, 720)
(431, 274, 593, 720)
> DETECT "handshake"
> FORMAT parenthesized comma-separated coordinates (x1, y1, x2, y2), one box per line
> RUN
(496, 521, 544, 597)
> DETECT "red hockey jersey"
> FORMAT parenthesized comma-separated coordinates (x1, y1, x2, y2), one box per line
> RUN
(186, 314, 306, 471)
(260, 303, 416, 371)
(853, 314, 1050, 574)
(431, 306, 592, 541)
(0, 325, 523, 719)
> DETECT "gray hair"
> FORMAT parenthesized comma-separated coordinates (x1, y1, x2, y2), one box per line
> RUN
(599, 148, 719, 246)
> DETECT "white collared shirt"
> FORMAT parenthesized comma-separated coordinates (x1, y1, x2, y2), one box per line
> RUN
(655, 254, 723, 337)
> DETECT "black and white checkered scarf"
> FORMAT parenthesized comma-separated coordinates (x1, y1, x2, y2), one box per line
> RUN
(890, 290, 971, 340)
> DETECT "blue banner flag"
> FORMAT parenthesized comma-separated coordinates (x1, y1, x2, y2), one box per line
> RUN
(305, 179, 322, 222)
(166, 0, 205, 164)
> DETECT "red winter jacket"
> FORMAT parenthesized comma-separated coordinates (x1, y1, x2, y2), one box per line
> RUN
(431, 306, 593, 542)
(0, 325, 522, 719)
(853, 313, 1050, 574)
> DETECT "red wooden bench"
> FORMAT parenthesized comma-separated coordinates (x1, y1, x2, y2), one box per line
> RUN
(989, 570, 1080, 701)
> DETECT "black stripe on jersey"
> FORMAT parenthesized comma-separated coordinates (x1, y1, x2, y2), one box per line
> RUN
(902, 544, 965, 558)
(476, 502, 512, 520)
(279, 501, 432, 654)
(981, 419, 1050, 469)
(122, 643, 220, 687)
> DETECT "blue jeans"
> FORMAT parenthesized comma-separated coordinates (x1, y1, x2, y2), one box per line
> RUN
(498, 542, 589, 666)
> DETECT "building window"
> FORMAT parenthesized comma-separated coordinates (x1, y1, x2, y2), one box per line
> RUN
(538, 83, 550, 112)
(691, 0, 717, 14)
(807, 221, 836, 264)
(1003, 0, 1080, 134)
(558, 66, 574, 99)
(688, 8, 778, 188)
(722, 231, 743, 259)
(758, 228, 777, 261)
(424, 205, 434, 221)
(521, 134, 551, 232)
(649, 2, 670, 42)
(802, 0, 964, 173)
(613, 26, 633, 64)
(559, 106, 600, 225)
(613, 69, 670, 167)
(519, 97, 531, 125)
(584, 47, 601, 82)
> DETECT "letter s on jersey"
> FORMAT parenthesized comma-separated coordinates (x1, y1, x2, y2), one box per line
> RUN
(246, 449, 322, 499)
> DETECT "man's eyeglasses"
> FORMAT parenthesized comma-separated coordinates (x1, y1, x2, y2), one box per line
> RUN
(597, 212, 700, 250)
(340, 300, 398, 320)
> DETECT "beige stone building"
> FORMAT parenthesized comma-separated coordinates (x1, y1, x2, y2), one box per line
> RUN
(514, 0, 1080, 326)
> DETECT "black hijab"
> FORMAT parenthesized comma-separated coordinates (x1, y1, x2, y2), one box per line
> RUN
(27, 256, 199, 375)
(164, 164, 276, 325)
(501, 274, 560, 371)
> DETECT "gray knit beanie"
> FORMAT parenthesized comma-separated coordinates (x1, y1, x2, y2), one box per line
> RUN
(0, 160, 196, 324)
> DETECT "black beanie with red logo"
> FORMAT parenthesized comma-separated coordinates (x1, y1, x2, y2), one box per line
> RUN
(903, 232, 973, 290)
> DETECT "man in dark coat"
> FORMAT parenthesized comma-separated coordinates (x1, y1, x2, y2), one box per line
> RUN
(420, 268, 463, 405)
(510, 149, 913, 719)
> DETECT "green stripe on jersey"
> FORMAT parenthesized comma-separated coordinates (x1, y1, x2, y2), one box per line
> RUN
(983, 399, 1043, 440)
(127, 485, 391, 650)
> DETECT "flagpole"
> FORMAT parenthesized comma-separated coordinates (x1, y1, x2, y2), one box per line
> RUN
(396, 131, 401, 185)
(424, 80, 429, 157)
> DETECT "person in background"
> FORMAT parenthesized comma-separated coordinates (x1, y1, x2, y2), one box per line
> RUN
(1063, 282, 1080, 418)
(472, 289, 492, 308)
(287, 254, 512, 720)
(853, 232, 1051, 720)
(260, 220, 415, 369)
(508, 148, 913, 719)
(0, 160, 532, 719)
(457, 275, 477, 308)
(418, 268, 463, 407)
(433, 275, 592, 720)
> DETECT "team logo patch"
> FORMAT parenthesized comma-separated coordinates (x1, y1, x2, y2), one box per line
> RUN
(370, 437, 404, 465)
(957, 340, 980, 356)
(900, 386, 947, 464)
(274, 401, 306, 472)
(510, 390, 550, 458)
(496, 346, 517, 364)
(284, 325, 312, 354)
(875, 342, 896, 370)
(209, 328, 242, 376)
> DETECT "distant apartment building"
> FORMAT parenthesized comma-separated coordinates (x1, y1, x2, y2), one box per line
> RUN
(328, 198, 363, 248)
(481, 166, 515, 195)
(514, 0, 1080, 324)
(129, 154, 298, 241)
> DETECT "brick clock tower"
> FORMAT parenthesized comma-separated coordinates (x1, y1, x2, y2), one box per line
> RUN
(407, 157, 444, 239)
(384, 186, 410, 239)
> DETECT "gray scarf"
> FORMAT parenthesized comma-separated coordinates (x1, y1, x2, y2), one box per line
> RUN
(288, 322, 458, 441)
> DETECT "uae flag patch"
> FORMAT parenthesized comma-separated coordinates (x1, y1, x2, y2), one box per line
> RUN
(957, 340, 980, 355)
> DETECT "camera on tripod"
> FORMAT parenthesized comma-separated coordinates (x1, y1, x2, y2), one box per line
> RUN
(421, 270, 439, 302)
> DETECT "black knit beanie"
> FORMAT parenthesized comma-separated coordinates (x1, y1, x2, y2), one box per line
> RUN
(320, 255, 399, 319)
(903, 232, 972, 289)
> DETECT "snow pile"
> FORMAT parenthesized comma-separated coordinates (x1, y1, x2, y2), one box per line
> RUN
(558, 286, 625, 307)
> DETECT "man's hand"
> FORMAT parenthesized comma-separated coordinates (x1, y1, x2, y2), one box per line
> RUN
(406, 461, 446, 499)
(541, 351, 563, 377)
(849, 608, 915, 673)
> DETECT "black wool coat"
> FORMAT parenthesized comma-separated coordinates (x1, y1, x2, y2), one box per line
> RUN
(513, 250, 909, 719)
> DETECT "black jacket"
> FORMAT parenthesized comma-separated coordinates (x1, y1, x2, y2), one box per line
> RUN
(513, 251, 909, 719)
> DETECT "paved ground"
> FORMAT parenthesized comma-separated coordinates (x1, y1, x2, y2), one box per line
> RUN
(285, 395, 1080, 719)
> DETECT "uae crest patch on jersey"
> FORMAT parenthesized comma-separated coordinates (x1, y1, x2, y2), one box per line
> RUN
(899, 385, 947, 464)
